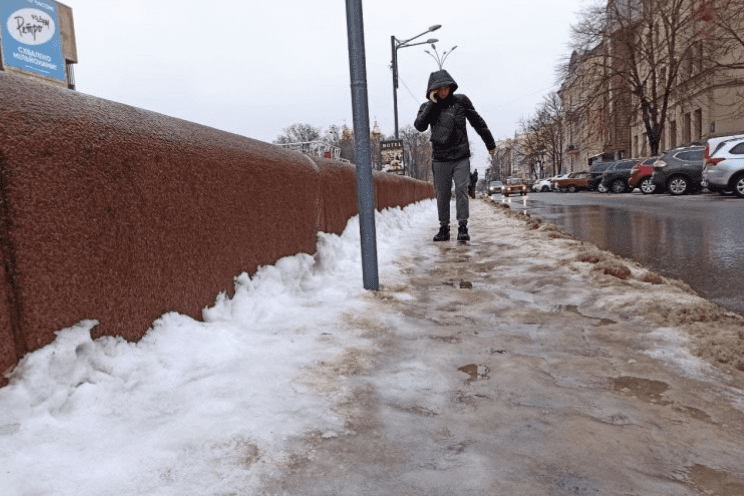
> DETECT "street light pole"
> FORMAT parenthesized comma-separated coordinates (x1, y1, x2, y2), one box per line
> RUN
(391, 25, 441, 139)
(345, 0, 379, 291)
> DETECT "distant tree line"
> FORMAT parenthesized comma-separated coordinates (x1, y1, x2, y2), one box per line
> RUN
(273, 123, 433, 181)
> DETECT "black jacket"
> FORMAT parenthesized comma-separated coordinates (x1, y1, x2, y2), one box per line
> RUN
(414, 70, 496, 161)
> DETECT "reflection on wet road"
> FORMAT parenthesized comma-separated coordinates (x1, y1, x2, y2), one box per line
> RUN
(500, 193, 744, 315)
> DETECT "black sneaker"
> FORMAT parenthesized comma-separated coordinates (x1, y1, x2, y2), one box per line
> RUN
(457, 224, 470, 241)
(433, 225, 450, 241)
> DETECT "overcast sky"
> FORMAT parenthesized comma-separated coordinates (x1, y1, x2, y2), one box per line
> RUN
(67, 0, 588, 169)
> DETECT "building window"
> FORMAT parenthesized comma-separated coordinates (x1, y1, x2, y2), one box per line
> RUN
(683, 113, 691, 144)
(670, 121, 677, 148)
(66, 60, 76, 90)
(633, 135, 639, 157)
(694, 109, 703, 140)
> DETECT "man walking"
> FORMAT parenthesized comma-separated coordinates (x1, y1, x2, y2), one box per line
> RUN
(414, 69, 496, 241)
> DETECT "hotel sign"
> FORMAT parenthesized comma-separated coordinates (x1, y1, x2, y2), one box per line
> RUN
(1, 0, 66, 81)
(381, 140, 404, 174)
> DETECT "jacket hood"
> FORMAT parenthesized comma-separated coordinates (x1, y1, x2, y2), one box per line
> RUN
(426, 70, 458, 98)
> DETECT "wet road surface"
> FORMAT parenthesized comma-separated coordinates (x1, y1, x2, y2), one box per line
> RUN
(255, 199, 744, 495)
(503, 192, 744, 316)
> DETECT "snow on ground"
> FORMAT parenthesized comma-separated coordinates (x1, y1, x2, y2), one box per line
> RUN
(1, 197, 743, 495)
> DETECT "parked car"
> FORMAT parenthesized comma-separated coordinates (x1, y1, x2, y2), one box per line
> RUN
(601, 158, 641, 193)
(503, 177, 529, 197)
(532, 178, 552, 192)
(488, 180, 504, 195)
(651, 145, 706, 195)
(553, 171, 591, 192)
(550, 173, 571, 191)
(628, 157, 660, 194)
(587, 161, 615, 191)
(702, 134, 744, 198)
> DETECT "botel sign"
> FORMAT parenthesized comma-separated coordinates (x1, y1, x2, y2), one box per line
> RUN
(380, 140, 404, 175)
(1, 0, 65, 81)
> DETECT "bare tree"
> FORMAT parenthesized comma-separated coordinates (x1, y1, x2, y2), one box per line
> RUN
(520, 92, 564, 178)
(273, 123, 322, 144)
(701, 0, 744, 72)
(487, 147, 511, 182)
(399, 125, 433, 181)
(559, 0, 733, 156)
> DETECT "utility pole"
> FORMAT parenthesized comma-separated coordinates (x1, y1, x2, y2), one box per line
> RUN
(345, 0, 379, 291)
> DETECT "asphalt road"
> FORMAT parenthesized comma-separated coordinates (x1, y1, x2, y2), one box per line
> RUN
(501, 190, 744, 316)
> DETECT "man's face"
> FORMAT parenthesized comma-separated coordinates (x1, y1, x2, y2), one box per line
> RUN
(437, 86, 450, 99)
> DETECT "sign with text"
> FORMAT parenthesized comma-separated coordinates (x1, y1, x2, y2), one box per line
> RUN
(380, 140, 404, 174)
(1, 0, 65, 81)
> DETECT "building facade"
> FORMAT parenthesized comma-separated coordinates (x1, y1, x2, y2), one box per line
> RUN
(560, 0, 744, 168)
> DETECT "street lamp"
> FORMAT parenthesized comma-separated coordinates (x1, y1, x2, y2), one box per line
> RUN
(391, 24, 441, 139)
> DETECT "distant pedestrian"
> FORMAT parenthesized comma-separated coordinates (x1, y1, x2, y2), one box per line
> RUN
(414, 70, 496, 241)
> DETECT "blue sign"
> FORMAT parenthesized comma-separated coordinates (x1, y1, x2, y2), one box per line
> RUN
(1, 0, 65, 81)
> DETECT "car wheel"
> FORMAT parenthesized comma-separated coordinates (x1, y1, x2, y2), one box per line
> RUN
(611, 179, 626, 193)
(733, 174, 744, 198)
(597, 183, 608, 193)
(568, 185, 577, 193)
(639, 177, 656, 194)
(667, 176, 690, 195)
(541, 186, 550, 192)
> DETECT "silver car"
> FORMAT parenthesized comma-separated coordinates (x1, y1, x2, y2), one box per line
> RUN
(702, 135, 744, 197)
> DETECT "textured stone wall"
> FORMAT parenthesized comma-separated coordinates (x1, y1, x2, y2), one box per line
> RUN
(0, 72, 434, 385)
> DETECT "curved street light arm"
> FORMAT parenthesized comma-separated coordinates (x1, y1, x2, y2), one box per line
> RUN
(397, 38, 438, 50)
(397, 24, 441, 46)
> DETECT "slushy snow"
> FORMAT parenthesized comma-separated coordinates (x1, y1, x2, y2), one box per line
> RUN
(1, 198, 742, 495)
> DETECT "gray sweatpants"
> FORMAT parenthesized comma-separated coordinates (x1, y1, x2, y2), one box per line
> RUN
(432, 157, 470, 227)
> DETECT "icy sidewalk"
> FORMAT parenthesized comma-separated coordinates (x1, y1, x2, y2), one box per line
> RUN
(2, 197, 744, 495)
(254, 197, 744, 495)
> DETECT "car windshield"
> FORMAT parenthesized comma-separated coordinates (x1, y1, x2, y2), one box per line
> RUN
(592, 162, 613, 172)
(506, 178, 521, 184)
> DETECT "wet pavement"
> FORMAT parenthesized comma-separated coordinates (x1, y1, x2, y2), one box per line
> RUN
(506, 192, 744, 316)
(254, 199, 744, 495)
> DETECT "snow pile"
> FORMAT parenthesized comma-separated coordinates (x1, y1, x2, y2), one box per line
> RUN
(0, 200, 437, 496)
(486, 198, 744, 374)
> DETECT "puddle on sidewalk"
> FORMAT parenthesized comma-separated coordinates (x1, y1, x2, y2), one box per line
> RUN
(611, 376, 671, 405)
(673, 405, 715, 424)
(688, 464, 744, 496)
(458, 363, 489, 382)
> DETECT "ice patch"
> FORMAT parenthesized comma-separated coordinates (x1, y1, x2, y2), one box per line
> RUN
(644, 327, 719, 378)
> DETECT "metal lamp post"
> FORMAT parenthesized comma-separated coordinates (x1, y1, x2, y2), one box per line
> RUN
(391, 25, 441, 139)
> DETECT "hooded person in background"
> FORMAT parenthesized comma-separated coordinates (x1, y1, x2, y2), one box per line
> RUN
(414, 70, 496, 241)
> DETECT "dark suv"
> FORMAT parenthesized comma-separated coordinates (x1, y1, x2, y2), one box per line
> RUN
(651, 145, 705, 195)
(587, 161, 616, 191)
(600, 158, 641, 193)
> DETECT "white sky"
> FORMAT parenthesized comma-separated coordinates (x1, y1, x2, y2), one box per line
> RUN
(65, 0, 589, 170)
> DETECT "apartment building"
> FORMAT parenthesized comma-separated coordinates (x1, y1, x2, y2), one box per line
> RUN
(561, 0, 744, 167)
